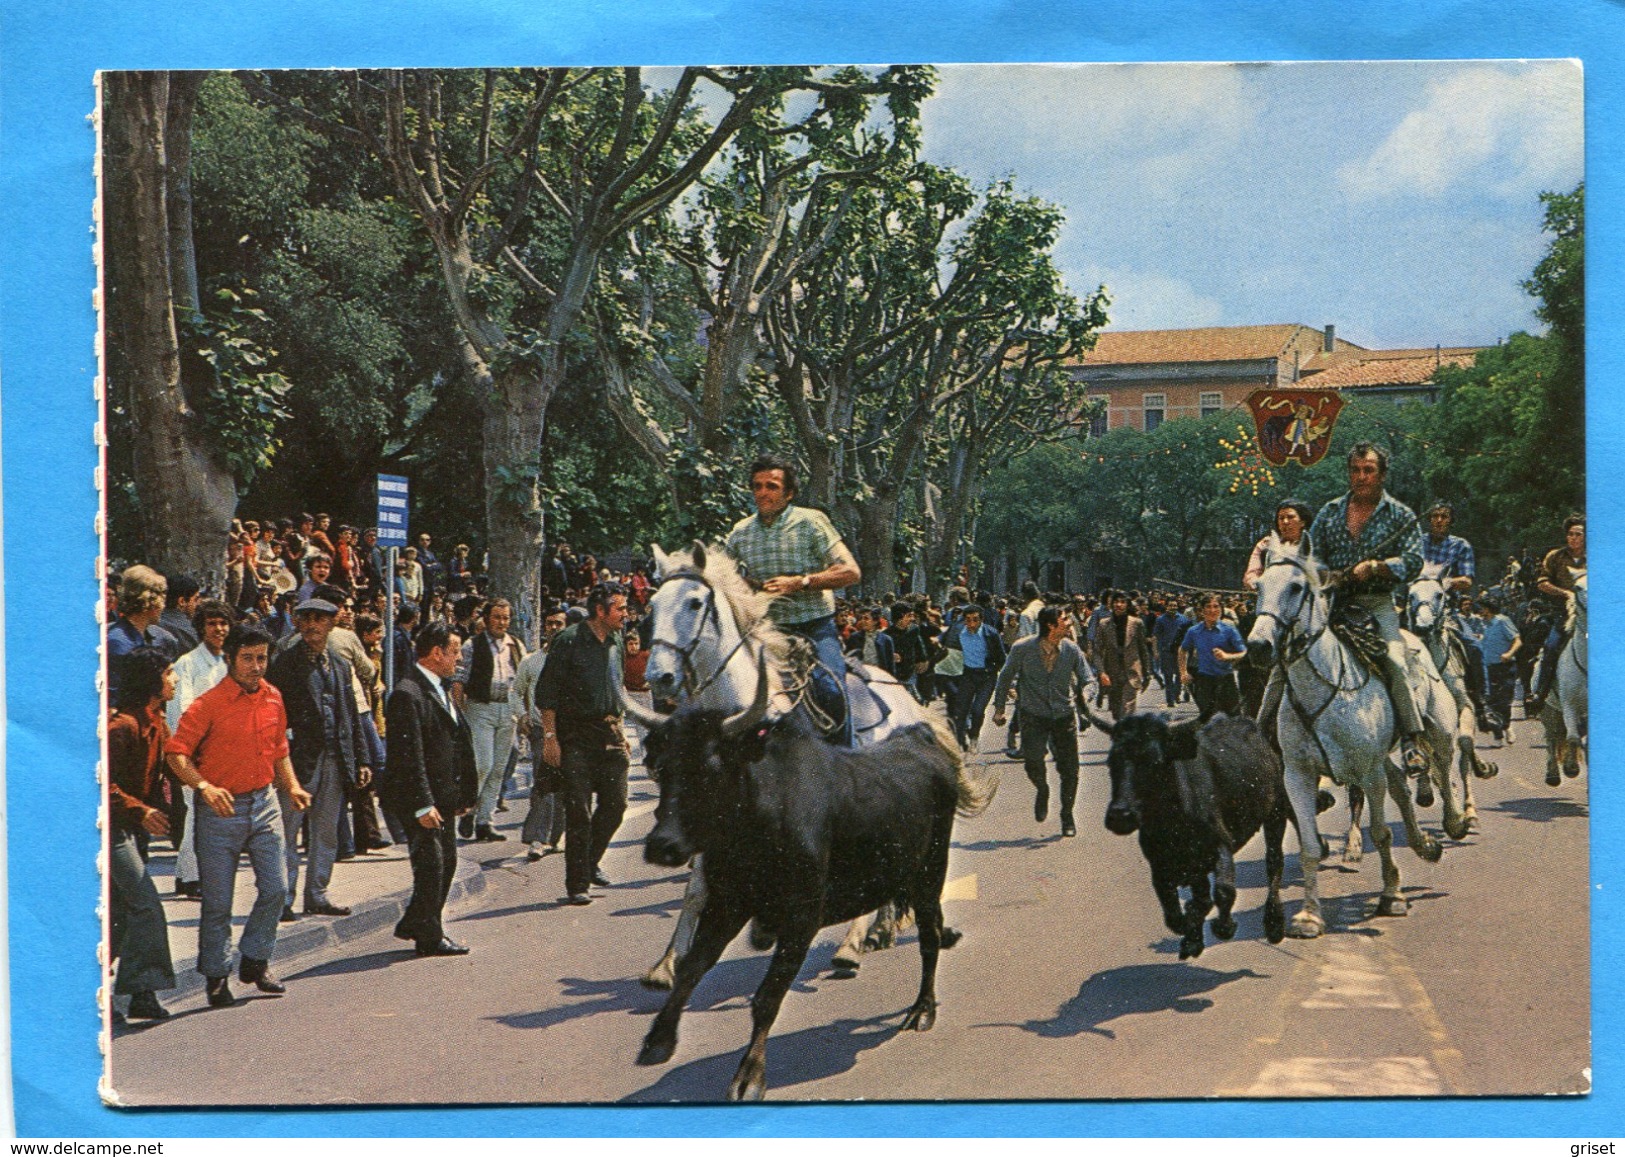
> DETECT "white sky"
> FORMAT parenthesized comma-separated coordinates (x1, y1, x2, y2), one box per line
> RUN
(656, 60, 1583, 350)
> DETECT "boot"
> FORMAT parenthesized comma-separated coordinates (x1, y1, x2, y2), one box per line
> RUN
(239, 956, 287, 995)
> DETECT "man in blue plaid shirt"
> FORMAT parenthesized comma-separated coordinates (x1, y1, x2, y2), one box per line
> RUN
(1423, 501, 1493, 730)
(1308, 442, 1429, 775)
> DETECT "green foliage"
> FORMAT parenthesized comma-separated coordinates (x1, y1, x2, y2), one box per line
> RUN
(183, 287, 293, 485)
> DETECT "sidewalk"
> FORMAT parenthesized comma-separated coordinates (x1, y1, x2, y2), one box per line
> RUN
(136, 756, 555, 1003)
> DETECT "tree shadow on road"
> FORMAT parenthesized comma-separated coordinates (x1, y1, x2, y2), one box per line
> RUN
(620, 1013, 900, 1103)
(1491, 795, 1588, 823)
(972, 963, 1269, 1040)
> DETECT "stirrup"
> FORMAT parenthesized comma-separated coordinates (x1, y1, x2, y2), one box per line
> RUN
(1401, 736, 1429, 776)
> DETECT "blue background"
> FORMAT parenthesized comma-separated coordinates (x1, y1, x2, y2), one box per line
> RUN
(2, 0, 1615, 1137)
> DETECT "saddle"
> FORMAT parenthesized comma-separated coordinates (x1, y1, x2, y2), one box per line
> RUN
(1328, 601, 1388, 672)
(780, 635, 894, 746)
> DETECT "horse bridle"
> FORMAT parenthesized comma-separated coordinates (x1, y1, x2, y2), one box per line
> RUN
(1253, 555, 1318, 665)
(650, 567, 752, 699)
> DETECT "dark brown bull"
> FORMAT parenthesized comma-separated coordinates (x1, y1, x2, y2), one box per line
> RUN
(1096, 710, 1289, 958)
(629, 666, 988, 1101)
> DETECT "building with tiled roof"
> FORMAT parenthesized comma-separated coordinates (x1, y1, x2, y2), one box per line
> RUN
(1069, 324, 1483, 433)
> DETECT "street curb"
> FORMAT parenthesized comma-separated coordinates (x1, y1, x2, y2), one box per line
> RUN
(162, 854, 489, 1001)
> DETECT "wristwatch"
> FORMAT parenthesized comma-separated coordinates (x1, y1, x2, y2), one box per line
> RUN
(800, 574, 812, 590)
(543, 731, 556, 739)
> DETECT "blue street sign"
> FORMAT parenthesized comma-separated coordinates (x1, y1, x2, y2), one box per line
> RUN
(377, 474, 410, 547)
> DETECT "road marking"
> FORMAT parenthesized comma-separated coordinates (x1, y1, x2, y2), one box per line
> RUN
(1241, 1055, 1446, 1096)
(1300, 946, 1404, 1009)
(1371, 933, 1470, 1094)
(941, 873, 978, 902)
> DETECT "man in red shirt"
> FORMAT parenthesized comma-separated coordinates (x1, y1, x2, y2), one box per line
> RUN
(167, 624, 312, 1009)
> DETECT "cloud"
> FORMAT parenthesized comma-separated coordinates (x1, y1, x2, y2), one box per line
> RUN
(1338, 62, 1582, 201)
(925, 63, 1259, 197)
(1078, 267, 1226, 331)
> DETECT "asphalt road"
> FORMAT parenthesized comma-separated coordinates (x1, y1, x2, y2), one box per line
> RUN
(107, 696, 1589, 1106)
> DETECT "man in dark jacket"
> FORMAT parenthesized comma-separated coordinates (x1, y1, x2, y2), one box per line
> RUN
(382, 622, 477, 955)
(843, 606, 898, 677)
(266, 598, 371, 918)
(943, 605, 1006, 752)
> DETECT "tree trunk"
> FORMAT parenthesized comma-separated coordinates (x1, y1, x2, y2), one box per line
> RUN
(854, 491, 901, 598)
(103, 70, 235, 586)
(480, 363, 547, 631)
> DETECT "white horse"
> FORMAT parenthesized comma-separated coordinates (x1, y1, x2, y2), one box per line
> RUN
(1248, 548, 1467, 937)
(633, 542, 971, 987)
(1407, 564, 1498, 829)
(1540, 569, 1587, 785)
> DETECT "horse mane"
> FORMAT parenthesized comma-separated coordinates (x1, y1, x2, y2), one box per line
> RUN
(668, 543, 791, 656)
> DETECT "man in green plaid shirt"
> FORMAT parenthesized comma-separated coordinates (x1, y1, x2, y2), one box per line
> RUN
(1308, 441, 1429, 774)
(725, 455, 862, 739)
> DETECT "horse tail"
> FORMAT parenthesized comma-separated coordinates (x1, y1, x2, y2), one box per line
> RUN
(917, 711, 998, 817)
(955, 750, 999, 819)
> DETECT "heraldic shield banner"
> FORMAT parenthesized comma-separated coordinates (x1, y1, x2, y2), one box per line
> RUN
(1247, 388, 1347, 466)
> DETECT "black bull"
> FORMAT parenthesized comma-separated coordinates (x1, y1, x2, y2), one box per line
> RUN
(636, 701, 988, 1102)
(1096, 711, 1290, 958)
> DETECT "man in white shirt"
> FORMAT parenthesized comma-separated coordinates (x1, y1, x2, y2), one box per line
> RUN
(165, 599, 235, 898)
(452, 598, 528, 841)
(512, 607, 569, 860)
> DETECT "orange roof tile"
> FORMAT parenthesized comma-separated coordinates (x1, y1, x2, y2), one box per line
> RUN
(1075, 324, 1364, 367)
(1304, 350, 1483, 389)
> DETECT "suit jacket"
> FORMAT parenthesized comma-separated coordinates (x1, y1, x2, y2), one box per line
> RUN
(844, 629, 898, 678)
(381, 666, 478, 818)
(943, 622, 1007, 672)
(1090, 613, 1153, 690)
(266, 643, 369, 786)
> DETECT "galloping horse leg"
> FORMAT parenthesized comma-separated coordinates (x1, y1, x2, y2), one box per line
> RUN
(832, 910, 875, 973)
(729, 918, 820, 1102)
(1365, 768, 1408, 917)
(1456, 732, 1479, 829)
(1542, 702, 1566, 786)
(1343, 783, 1365, 865)
(866, 901, 913, 950)
(1385, 758, 1442, 863)
(1283, 765, 1326, 938)
(642, 855, 708, 990)
(1210, 846, 1239, 941)
(1434, 729, 1469, 841)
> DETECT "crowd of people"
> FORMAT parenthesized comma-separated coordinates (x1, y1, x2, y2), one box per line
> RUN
(105, 451, 1586, 1024)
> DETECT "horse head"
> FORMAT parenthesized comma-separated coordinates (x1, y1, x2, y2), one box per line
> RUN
(1408, 562, 1448, 634)
(1247, 546, 1320, 667)
(642, 542, 773, 710)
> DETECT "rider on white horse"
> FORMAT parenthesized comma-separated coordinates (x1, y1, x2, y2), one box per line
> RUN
(1306, 442, 1430, 777)
(1524, 514, 1586, 717)
(725, 454, 861, 743)
(1419, 501, 1493, 732)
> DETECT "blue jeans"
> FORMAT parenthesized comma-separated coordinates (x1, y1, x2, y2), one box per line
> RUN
(110, 829, 175, 994)
(787, 614, 852, 744)
(196, 786, 288, 979)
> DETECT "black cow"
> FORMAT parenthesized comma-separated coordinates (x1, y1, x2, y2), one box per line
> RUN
(631, 669, 988, 1102)
(1096, 710, 1289, 959)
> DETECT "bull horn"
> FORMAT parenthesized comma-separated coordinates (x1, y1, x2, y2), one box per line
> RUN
(721, 649, 771, 737)
(1087, 707, 1116, 736)
(618, 681, 667, 731)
